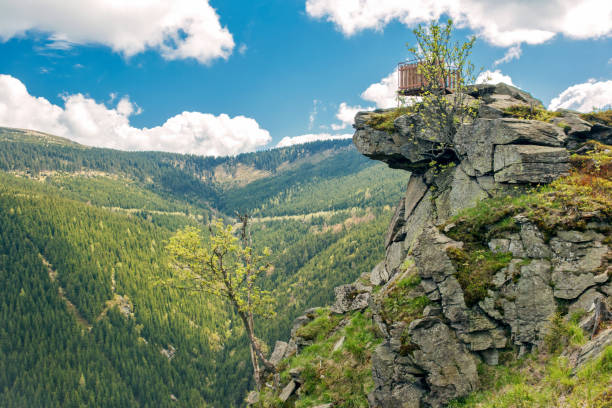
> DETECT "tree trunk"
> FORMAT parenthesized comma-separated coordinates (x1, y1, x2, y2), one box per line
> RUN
(238, 310, 276, 383)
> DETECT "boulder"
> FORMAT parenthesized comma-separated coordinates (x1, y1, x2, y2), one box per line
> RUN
(565, 328, 612, 372)
(269, 341, 288, 366)
(468, 83, 544, 110)
(278, 380, 297, 402)
(568, 288, 605, 317)
(493, 144, 569, 184)
(330, 283, 371, 314)
(370, 261, 390, 286)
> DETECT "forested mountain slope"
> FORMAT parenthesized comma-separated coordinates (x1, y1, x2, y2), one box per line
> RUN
(0, 127, 407, 406)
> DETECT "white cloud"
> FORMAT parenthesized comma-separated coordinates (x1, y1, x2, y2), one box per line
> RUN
(331, 102, 373, 130)
(361, 69, 398, 109)
(0, 74, 270, 156)
(276, 133, 352, 147)
(309, 99, 319, 130)
(548, 79, 612, 112)
(305, 0, 612, 47)
(493, 45, 522, 66)
(0, 0, 235, 64)
(476, 70, 515, 86)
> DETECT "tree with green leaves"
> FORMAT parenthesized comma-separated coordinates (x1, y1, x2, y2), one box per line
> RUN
(407, 19, 478, 156)
(165, 215, 276, 389)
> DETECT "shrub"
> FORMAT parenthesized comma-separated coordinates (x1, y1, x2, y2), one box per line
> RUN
(446, 246, 513, 307)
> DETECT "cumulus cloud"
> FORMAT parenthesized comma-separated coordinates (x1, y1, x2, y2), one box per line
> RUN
(331, 102, 373, 130)
(361, 69, 399, 109)
(276, 133, 352, 147)
(476, 70, 515, 86)
(0, 0, 234, 64)
(305, 0, 612, 47)
(493, 45, 522, 66)
(548, 79, 612, 112)
(0, 74, 270, 156)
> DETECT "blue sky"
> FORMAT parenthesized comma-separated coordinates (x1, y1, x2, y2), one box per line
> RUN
(0, 0, 611, 156)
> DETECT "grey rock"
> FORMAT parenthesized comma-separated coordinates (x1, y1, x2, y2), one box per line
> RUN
(548, 111, 592, 137)
(371, 342, 397, 389)
(285, 339, 297, 359)
(600, 279, 612, 297)
(331, 283, 371, 314)
(246, 391, 259, 405)
(587, 123, 612, 145)
(438, 276, 468, 326)
(410, 318, 478, 407)
(278, 380, 297, 402)
(553, 271, 609, 300)
(565, 328, 612, 372)
(370, 261, 390, 286)
(481, 349, 500, 366)
(458, 329, 507, 352)
(290, 315, 313, 338)
(311, 404, 333, 408)
(568, 288, 605, 317)
(269, 341, 288, 366)
(469, 83, 544, 110)
(411, 227, 461, 283)
(550, 234, 608, 299)
(494, 144, 569, 184)
(508, 234, 527, 258)
(403, 175, 428, 220)
(479, 292, 504, 321)
(448, 164, 490, 216)
(385, 197, 406, 247)
(456, 118, 567, 176)
(400, 190, 434, 252)
(489, 238, 510, 253)
(289, 367, 304, 381)
(332, 336, 345, 353)
(517, 220, 551, 258)
(504, 260, 556, 346)
(353, 126, 406, 170)
(385, 241, 406, 278)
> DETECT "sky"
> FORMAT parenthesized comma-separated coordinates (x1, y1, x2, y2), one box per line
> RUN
(0, 0, 611, 156)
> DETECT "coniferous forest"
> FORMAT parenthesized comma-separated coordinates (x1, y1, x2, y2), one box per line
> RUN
(0, 127, 408, 407)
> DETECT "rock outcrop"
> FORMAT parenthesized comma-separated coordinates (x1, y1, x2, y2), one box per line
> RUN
(253, 84, 611, 408)
(352, 84, 612, 407)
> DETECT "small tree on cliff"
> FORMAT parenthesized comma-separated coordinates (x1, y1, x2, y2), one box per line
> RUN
(408, 19, 478, 156)
(164, 215, 276, 389)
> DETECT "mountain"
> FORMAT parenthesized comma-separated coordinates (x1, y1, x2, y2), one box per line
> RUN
(254, 84, 612, 407)
(0, 127, 408, 407)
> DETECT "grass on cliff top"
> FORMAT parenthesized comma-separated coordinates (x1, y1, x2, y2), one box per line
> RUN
(502, 105, 562, 122)
(257, 309, 381, 408)
(580, 109, 612, 127)
(365, 106, 414, 132)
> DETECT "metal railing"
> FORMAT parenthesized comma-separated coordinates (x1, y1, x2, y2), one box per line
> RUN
(397, 60, 460, 96)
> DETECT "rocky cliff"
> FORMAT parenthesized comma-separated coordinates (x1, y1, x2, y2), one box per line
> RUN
(252, 84, 612, 408)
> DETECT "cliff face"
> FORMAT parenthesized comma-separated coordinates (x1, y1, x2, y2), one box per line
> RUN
(253, 84, 612, 408)
(355, 84, 611, 408)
